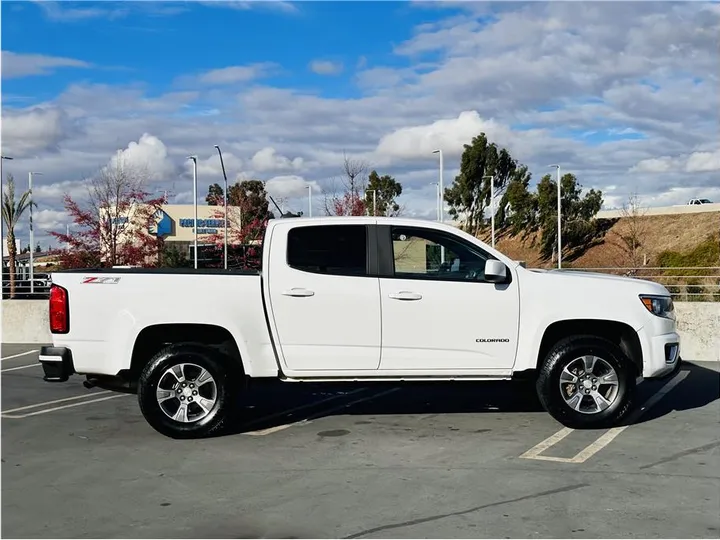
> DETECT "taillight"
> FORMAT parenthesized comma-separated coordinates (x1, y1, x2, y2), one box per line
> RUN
(49, 284, 69, 334)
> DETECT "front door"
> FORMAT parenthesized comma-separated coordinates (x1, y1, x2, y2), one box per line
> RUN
(378, 224, 520, 371)
(267, 222, 381, 372)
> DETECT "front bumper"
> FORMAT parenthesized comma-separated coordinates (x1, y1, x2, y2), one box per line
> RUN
(39, 346, 75, 382)
(643, 331, 681, 379)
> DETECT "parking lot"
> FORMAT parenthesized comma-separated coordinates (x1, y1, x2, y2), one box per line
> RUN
(2, 343, 719, 539)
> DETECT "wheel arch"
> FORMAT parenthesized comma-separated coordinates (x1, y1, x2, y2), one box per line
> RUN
(536, 319, 643, 376)
(127, 323, 246, 380)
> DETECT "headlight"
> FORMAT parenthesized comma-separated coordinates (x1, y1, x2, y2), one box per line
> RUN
(639, 294, 675, 319)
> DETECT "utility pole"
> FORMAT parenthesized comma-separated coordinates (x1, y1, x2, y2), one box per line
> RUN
(549, 164, 562, 269)
(306, 185, 312, 217)
(28, 171, 42, 294)
(187, 156, 198, 269)
(214, 145, 229, 270)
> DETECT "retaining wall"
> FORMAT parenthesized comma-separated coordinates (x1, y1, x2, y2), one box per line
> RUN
(2, 300, 718, 362)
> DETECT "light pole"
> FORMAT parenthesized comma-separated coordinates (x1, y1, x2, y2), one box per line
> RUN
(432, 149, 444, 223)
(431, 182, 440, 221)
(548, 164, 562, 269)
(482, 175, 496, 248)
(28, 171, 42, 294)
(1, 155, 13, 264)
(306, 185, 312, 217)
(187, 156, 198, 269)
(432, 149, 445, 264)
(213, 145, 229, 270)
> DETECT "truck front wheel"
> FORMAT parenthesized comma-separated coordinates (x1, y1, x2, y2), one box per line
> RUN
(536, 335, 636, 429)
(137, 343, 239, 439)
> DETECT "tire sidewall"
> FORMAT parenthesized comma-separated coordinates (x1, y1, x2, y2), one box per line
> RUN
(538, 336, 635, 428)
(138, 344, 233, 438)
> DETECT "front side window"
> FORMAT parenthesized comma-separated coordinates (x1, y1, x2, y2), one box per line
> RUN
(287, 224, 367, 276)
(391, 226, 493, 282)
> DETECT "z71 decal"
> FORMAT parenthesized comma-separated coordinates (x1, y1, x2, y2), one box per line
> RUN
(82, 277, 121, 284)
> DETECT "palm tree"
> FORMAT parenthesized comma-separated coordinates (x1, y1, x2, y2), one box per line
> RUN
(2, 173, 34, 298)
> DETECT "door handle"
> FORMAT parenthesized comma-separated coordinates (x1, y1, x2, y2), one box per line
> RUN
(282, 288, 315, 297)
(388, 291, 422, 301)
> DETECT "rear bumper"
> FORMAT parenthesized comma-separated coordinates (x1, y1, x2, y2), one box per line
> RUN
(39, 346, 75, 382)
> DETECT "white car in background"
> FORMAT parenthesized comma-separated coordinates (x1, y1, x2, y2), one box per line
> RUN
(688, 198, 713, 205)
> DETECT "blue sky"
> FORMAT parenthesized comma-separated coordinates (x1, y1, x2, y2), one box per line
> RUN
(1, 1, 718, 247)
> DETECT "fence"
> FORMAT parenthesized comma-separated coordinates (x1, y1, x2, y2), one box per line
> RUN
(564, 266, 720, 301)
(2, 274, 52, 300)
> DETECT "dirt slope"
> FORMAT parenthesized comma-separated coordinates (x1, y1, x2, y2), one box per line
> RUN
(478, 211, 720, 269)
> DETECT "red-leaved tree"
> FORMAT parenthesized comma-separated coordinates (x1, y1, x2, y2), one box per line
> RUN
(49, 161, 166, 268)
(204, 179, 273, 269)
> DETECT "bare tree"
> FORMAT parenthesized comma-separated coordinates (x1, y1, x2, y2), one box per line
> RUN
(50, 158, 166, 268)
(611, 192, 649, 268)
(323, 152, 371, 216)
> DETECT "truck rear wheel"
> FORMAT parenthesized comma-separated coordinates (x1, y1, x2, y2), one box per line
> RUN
(536, 335, 636, 429)
(137, 343, 239, 439)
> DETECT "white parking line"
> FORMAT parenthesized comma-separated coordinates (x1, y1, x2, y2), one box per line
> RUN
(2, 391, 113, 415)
(2, 394, 129, 419)
(1, 350, 39, 361)
(243, 387, 400, 436)
(2, 363, 40, 373)
(519, 370, 689, 464)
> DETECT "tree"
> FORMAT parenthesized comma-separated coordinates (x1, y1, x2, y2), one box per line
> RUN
(363, 170, 403, 216)
(323, 153, 369, 216)
(444, 133, 521, 236)
(205, 179, 273, 269)
(206, 183, 224, 205)
(535, 173, 603, 260)
(49, 160, 166, 268)
(500, 169, 538, 239)
(611, 192, 649, 268)
(1, 173, 35, 298)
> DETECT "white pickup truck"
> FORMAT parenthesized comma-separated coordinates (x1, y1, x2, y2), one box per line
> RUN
(39, 216, 681, 438)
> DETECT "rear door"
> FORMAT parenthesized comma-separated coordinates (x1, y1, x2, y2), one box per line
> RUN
(266, 222, 382, 372)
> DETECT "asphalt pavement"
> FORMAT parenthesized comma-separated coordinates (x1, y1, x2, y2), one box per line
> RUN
(2, 343, 719, 539)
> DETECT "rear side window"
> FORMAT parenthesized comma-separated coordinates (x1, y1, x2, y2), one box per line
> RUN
(287, 225, 367, 276)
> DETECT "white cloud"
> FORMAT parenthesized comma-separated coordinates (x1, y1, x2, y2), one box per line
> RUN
(265, 175, 320, 200)
(1, 51, 92, 79)
(0, 106, 72, 156)
(375, 111, 511, 161)
(309, 60, 344, 76)
(107, 133, 176, 182)
(250, 147, 304, 173)
(197, 63, 278, 85)
(629, 157, 678, 173)
(685, 149, 720, 173)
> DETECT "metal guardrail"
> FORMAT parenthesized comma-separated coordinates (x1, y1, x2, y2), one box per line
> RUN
(2, 275, 52, 300)
(564, 266, 720, 300)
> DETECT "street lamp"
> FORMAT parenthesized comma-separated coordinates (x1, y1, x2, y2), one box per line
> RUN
(432, 149, 445, 265)
(364, 189, 377, 216)
(213, 145, 229, 270)
(482, 175, 496, 248)
(432, 149, 444, 223)
(306, 185, 312, 217)
(548, 164, 562, 269)
(431, 182, 440, 221)
(187, 156, 198, 269)
(1, 155, 13, 264)
(28, 171, 43, 294)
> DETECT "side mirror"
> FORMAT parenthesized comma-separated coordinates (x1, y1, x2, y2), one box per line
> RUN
(484, 259, 507, 283)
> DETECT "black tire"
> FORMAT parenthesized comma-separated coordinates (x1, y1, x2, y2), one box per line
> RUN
(137, 343, 240, 439)
(536, 335, 636, 429)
